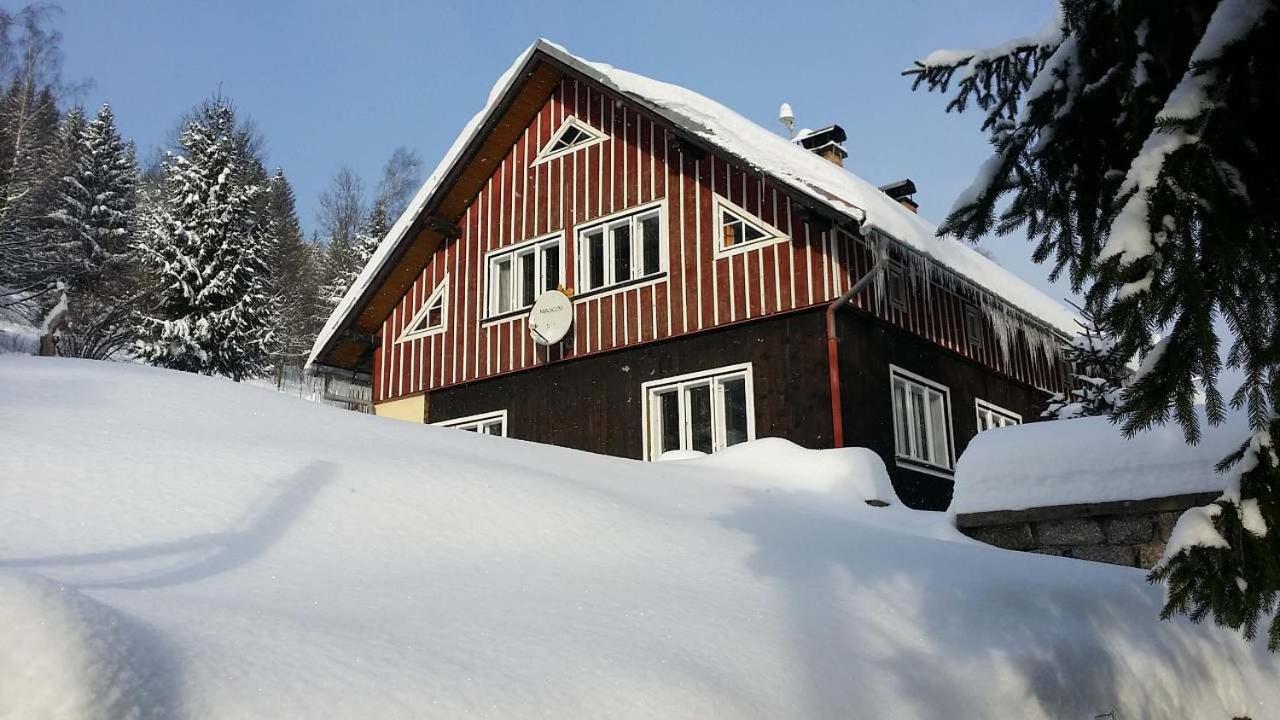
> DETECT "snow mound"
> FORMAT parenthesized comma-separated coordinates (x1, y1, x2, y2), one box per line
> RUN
(952, 409, 1250, 514)
(0, 571, 165, 720)
(677, 438, 899, 506)
(1, 356, 1276, 718)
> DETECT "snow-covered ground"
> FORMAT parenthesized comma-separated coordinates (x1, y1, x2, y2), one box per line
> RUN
(1, 356, 1275, 719)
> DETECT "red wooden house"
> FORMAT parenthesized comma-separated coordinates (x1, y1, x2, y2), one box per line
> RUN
(308, 40, 1077, 508)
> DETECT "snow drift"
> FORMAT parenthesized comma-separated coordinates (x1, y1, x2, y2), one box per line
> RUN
(0, 356, 1275, 718)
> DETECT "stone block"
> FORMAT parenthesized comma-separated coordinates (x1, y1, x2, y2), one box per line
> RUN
(1105, 515, 1154, 544)
(1072, 545, 1138, 567)
(1137, 542, 1167, 569)
(1156, 512, 1182, 542)
(965, 523, 1035, 550)
(1035, 518, 1105, 546)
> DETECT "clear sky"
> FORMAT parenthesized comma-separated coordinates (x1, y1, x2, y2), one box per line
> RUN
(52, 0, 1072, 303)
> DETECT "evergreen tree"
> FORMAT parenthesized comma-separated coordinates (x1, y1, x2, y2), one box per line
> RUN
(353, 196, 389, 267)
(908, 1, 1280, 647)
(1043, 304, 1127, 420)
(0, 5, 66, 323)
(262, 168, 322, 374)
(47, 103, 141, 359)
(135, 99, 273, 380)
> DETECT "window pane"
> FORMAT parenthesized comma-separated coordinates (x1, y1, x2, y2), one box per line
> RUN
(587, 231, 605, 289)
(641, 213, 661, 276)
(482, 420, 503, 436)
(426, 305, 442, 330)
(542, 245, 560, 293)
(723, 215, 741, 246)
(520, 251, 536, 307)
(721, 377, 749, 447)
(495, 258, 512, 314)
(744, 223, 766, 242)
(687, 383, 713, 454)
(929, 392, 949, 466)
(655, 390, 680, 455)
(612, 222, 632, 282)
(911, 386, 929, 463)
(893, 380, 910, 456)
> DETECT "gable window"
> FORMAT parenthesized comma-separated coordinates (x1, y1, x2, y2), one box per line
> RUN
(890, 366, 954, 473)
(576, 201, 665, 294)
(975, 399, 1021, 433)
(964, 305, 983, 348)
(533, 116, 608, 165)
(397, 275, 449, 342)
(713, 194, 786, 257)
(433, 410, 507, 436)
(487, 234, 563, 318)
(886, 262, 907, 311)
(643, 363, 754, 461)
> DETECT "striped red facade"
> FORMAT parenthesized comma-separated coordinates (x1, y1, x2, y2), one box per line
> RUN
(373, 75, 1065, 403)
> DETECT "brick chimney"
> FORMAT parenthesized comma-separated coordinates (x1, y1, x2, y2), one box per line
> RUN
(879, 178, 919, 214)
(794, 125, 848, 167)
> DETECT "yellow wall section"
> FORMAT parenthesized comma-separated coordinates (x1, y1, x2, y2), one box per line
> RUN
(374, 395, 425, 423)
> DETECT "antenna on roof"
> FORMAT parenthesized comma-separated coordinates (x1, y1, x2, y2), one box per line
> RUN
(778, 103, 795, 139)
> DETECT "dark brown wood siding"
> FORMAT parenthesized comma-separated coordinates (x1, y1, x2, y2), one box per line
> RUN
(428, 305, 1051, 509)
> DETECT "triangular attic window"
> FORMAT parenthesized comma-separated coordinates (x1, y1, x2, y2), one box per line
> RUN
(713, 194, 787, 256)
(397, 275, 449, 343)
(533, 116, 607, 165)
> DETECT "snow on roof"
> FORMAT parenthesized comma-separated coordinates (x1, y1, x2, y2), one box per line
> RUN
(309, 40, 1077, 370)
(951, 408, 1249, 515)
(5, 356, 1278, 717)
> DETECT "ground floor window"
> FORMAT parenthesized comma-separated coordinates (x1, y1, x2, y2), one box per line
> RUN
(433, 410, 507, 436)
(975, 399, 1021, 432)
(890, 366, 953, 473)
(642, 363, 754, 460)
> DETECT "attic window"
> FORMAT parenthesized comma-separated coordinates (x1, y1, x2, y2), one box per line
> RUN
(396, 275, 449, 343)
(712, 194, 787, 257)
(886, 262, 907, 311)
(533, 116, 607, 165)
(964, 305, 983, 348)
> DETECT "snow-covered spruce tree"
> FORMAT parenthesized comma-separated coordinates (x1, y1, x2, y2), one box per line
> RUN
(1043, 303, 1127, 420)
(135, 99, 273, 380)
(48, 103, 142, 359)
(354, 196, 389, 267)
(262, 168, 323, 374)
(907, 0, 1280, 648)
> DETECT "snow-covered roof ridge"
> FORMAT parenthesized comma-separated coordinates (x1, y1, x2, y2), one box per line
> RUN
(309, 39, 1076, 370)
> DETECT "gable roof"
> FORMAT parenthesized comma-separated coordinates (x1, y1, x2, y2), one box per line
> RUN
(309, 39, 1077, 372)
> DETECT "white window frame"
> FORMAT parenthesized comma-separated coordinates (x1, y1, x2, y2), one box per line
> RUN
(712, 193, 788, 258)
(575, 199, 667, 296)
(889, 365, 955, 476)
(532, 115, 609, 166)
(432, 409, 508, 436)
(396, 274, 449, 343)
(484, 232, 565, 321)
(640, 362, 755, 461)
(975, 399, 1021, 433)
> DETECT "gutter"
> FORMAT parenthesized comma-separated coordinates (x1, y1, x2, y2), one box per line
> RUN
(826, 259, 885, 448)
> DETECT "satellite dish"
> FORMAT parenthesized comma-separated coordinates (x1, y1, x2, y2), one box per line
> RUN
(528, 290, 574, 345)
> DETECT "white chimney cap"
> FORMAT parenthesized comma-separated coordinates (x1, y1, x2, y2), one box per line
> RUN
(778, 103, 794, 124)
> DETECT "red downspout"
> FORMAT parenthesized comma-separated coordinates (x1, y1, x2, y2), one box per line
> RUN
(826, 260, 885, 448)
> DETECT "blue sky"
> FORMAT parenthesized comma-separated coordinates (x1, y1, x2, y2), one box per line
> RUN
(53, 0, 1071, 303)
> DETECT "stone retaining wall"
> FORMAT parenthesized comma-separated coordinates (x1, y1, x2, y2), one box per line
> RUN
(954, 492, 1219, 569)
